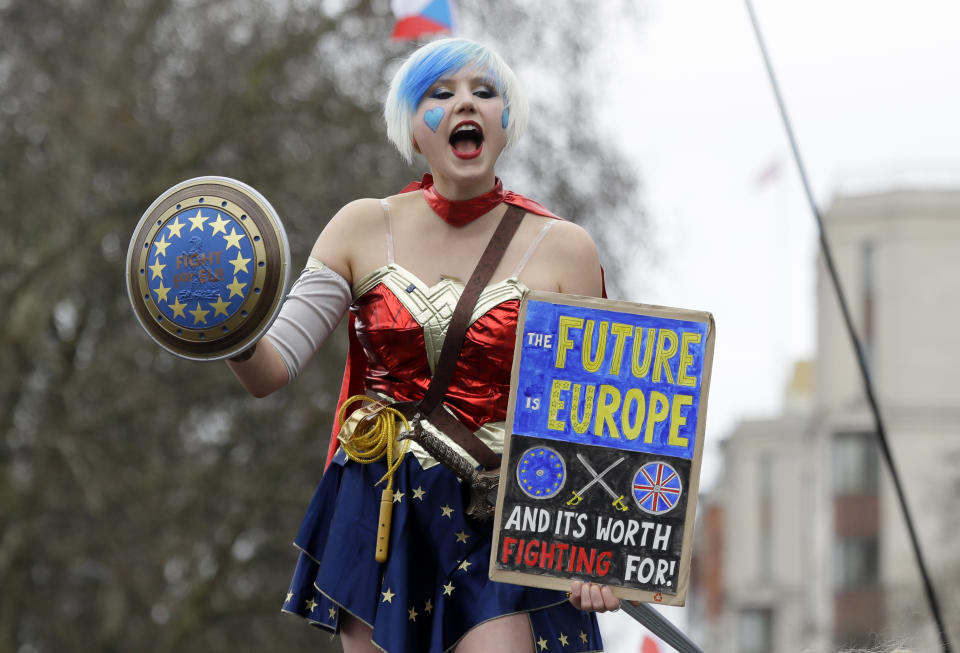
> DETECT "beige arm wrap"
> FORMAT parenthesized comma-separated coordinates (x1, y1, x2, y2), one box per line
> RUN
(264, 257, 351, 381)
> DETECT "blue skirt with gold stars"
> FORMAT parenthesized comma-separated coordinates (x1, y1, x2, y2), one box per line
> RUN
(282, 450, 604, 652)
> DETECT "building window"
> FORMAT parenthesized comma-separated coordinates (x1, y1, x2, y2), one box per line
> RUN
(832, 431, 878, 495)
(860, 240, 876, 371)
(834, 537, 879, 589)
(739, 607, 773, 653)
(758, 454, 773, 580)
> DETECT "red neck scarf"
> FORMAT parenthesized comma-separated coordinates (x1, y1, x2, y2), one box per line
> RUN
(418, 174, 506, 227)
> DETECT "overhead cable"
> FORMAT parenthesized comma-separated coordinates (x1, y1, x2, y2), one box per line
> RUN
(743, 2, 953, 651)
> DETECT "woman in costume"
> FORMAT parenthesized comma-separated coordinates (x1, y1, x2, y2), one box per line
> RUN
(228, 38, 619, 652)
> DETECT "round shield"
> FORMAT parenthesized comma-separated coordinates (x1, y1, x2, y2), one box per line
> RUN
(125, 176, 291, 361)
(631, 461, 683, 515)
(516, 446, 566, 499)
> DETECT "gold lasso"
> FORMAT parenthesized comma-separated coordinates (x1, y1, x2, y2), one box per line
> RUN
(336, 395, 412, 563)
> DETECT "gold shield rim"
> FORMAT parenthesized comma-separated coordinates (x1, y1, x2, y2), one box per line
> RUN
(125, 176, 291, 361)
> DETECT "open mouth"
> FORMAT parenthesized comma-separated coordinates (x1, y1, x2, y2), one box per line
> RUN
(449, 121, 484, 159)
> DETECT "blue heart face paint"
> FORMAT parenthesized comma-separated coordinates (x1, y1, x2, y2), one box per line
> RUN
(501, 108, 509, 129)
(424, 107, 445, 132)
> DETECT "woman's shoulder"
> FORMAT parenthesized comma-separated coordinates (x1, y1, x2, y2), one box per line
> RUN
(533, 216, 603, 296)
(329, 192, 421, 225)
(381, 189, 423, 210)
(310, 198, 391, 281)
(321, 196, 397, 241)
(328, 197, 386, 226)
(540, 217, 598, 257)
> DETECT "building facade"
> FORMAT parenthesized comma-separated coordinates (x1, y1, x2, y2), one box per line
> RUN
(689, 189, 960, 653)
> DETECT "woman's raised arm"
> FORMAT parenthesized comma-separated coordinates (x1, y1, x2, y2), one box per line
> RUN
(227, 199, 381, 397)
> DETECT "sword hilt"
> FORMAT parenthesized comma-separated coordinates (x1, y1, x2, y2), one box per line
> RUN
(400, 419, 499, 521)
(566, 492, 583, 506)
(467, 468, 500, 521)
(400, 420, 477, 483)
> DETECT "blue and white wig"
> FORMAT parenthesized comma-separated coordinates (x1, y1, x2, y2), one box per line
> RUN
(385, 38, 529, 163)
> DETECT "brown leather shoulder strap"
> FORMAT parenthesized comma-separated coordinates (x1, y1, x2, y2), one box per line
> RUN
(416, 204, 526, 469)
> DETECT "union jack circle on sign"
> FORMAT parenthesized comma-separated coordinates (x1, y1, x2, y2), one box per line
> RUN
(632, 461, 682, 515)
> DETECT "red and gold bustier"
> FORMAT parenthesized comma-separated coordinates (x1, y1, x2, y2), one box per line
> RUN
(351, 263, 526, 433)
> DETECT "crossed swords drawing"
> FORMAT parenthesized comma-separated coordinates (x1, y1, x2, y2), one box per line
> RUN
(566, 454, 629, 512)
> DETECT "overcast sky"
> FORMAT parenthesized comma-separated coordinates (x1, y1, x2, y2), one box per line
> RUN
(595, 0, 960, 484)
(591, 0, 960, 648)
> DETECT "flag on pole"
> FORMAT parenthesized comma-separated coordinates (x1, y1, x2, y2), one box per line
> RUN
(641, 634, 662, 653)
(753, 156, 784, 188)
(391, 0, 454, 40)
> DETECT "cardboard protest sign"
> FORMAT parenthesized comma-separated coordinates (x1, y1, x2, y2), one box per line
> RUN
(490, 291, 715, 605)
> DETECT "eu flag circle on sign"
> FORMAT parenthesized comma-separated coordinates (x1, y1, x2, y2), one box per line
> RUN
(516, 447, 566, 499)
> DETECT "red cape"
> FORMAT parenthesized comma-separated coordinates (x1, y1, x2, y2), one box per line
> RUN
(324, 178, 607, 467)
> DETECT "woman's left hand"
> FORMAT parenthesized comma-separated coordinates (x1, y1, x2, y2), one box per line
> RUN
(568, 580, 620, 613)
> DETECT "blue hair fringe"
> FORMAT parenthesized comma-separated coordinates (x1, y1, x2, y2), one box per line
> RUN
(397, 40, 500, 112)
